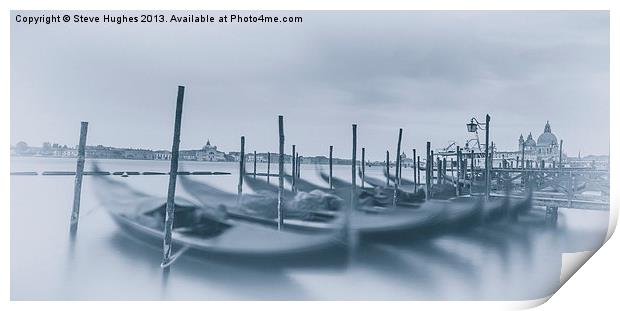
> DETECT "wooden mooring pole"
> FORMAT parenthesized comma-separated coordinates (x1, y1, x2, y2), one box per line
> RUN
(442, 157, 447, 185)
(450, 159, 454, 188)
(386, 150, 390, 186)
(417, 155, 421, 188)
(291, 145, 296, 192)
(430, 150, 434, 184)
(393, 128, 403, 206)
(277, 116, 285, 230)
(267, 152, 271, 184)
(237, 136, 245, 200)
(253, 150, 257, 178)
(350, 124, 357, 231)
(329, 145, 333, 190)
(162, 85, 185, 267)
(437, 157, 443, 185)
(412, 149, 417, 189)
(460, 149, 465, 191)
(69, 121, 88, 235)
(484, 114, 491, 201)
(345, 124, 358, 258)
(559, 139, 564, 168)
(425, 142, 431, 200)
(470, 150, 475, 195)
(456, 146, 461, 196)
(361, 147, 366, 189)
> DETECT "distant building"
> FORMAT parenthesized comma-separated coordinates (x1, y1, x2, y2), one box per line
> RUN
(227, 151, 241, 162)
(195, 140, 226, 161)
(517, 121, 565, 164)
(153, 150, 171, 160)
(177, 140, 226, 161)
(400, 152, 413, 166)
(85, 145, 122, 159)
(121, 148, 154, 160)
(62, 149, 78, 157)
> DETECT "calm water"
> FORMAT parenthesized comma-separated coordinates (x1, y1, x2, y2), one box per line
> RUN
(10, 157, 609, 300)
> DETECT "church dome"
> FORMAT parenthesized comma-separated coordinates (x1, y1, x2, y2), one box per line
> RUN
(537, 121, 558, 146)
(524, 132, 536, 147)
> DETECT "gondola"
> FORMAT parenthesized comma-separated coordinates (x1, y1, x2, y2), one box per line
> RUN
(314, 169, 425, 207)
(300, 169, 533, 237)
(238, 173, 449, 235)
(92, 172, 346, 262)
(180, 175, 343, 231)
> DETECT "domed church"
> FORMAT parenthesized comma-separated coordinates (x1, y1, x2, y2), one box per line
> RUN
(518, 121, 563, 163)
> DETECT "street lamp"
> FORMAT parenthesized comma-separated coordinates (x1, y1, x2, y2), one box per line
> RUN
(466, 114, 491, 200)
(466, 120, 478, 133)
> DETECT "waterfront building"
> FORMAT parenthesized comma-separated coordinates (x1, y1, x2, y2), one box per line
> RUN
(516, 121, 564, 165)
(153, 150, 171, 160)
(82, 145, 117, 158)
(195, 140, 226, 161)
(121, 148, 154, 160)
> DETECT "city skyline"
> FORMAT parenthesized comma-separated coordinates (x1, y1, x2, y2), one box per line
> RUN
(10, 117, 609, 161)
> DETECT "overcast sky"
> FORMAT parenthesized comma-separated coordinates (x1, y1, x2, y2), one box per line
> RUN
(11, 11, 609, 160)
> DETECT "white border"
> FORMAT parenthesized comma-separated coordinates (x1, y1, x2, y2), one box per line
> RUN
(2, 0, 617, 310)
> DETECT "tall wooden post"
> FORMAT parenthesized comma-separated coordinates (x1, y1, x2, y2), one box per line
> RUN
(277, 116, 285, 230)
(425, 142, 431, 200)
(237, 136, 245, 200)
(349, 124, 357, 234)
(488, 141, 494, 198)
(417, 155, 421, 189)
(162, 85, 185, 267)
(267, 152, 271, 184)
(462, 155, 467, 180)
(456, 146, 461, 196)
(430, 150, 434, 185)
(361, 147, 366, 189)
(412, 149, 417, 189)
(386, 150, 390, 186)
(437, 156, 442, 185)
(445, 156, 448, 183)
(484, 114, 491, 201)
(442, 157, 447, 185)
(291, 145, 296, 191)
(329, 145, 333, 190)
(253, 150, 257, 178)
(559, 139, 563, 168)
(470, 150, 475, 195)
(69, 121, 88, 235)
(393, 129, 403, 206)
(450, 159, 454, 187)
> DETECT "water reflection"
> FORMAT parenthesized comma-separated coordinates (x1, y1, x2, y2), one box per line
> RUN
(107, 231, 312, 299)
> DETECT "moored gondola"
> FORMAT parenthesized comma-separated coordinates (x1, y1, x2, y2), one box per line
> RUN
(92, 173, 346, 263)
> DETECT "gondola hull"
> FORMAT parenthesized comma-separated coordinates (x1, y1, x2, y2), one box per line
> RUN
(107, 207, 345, 258)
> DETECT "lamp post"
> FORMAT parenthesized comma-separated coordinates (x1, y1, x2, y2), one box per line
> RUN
(467, 114, 491, 200)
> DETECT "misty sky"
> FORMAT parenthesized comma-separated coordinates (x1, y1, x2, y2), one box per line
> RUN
(11, 11, 609, 160)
